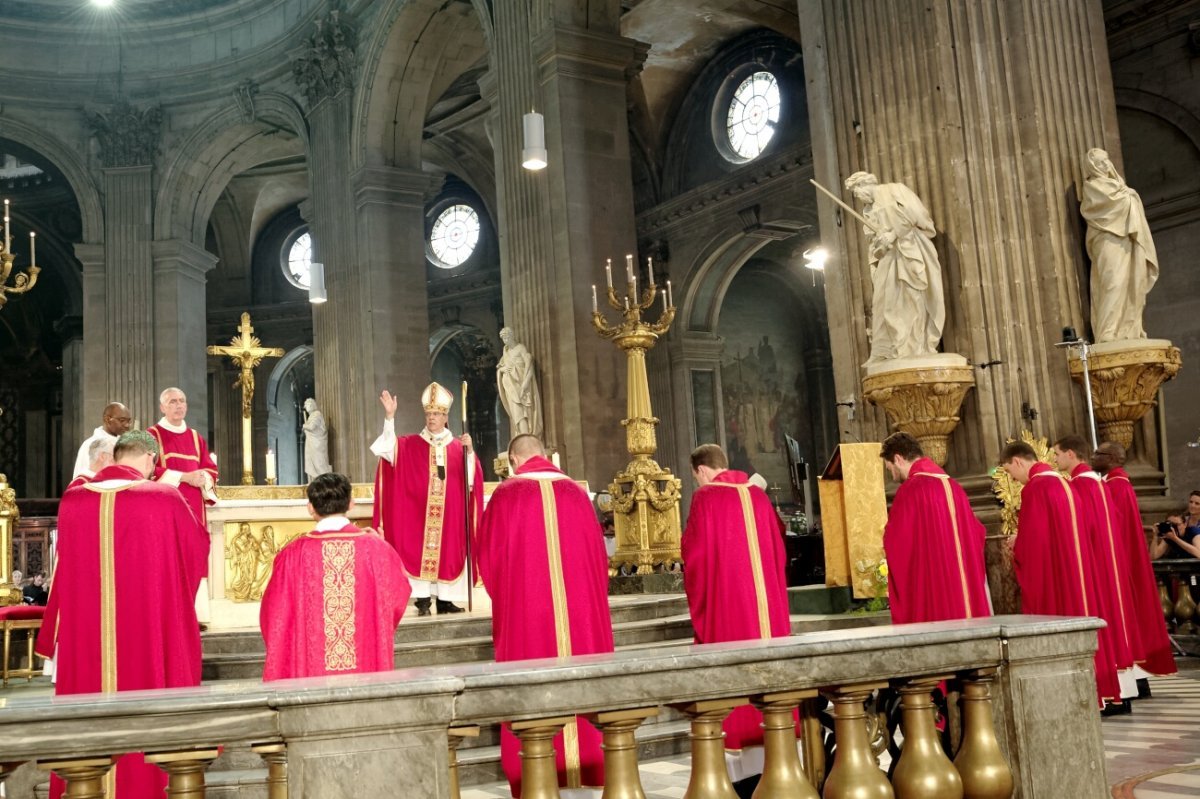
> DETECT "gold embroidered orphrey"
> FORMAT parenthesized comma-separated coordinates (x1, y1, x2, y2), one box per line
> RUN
(322, 539, 357, 672)
(420, 445, 449, 581)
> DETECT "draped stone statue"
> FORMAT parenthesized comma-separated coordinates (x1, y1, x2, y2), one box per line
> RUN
(1081, 148, 1159, 342)
(844, 171, 946, 365)
(303, 398, 332, 481)
(497, 327, 544, 439)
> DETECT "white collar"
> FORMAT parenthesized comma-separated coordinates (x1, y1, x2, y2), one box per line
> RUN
(91, 426, 113, 439)
(314, 515, 352, 531)
(513, 471, 568, 481)
(86, 478, 140, 490)
(1074, 470, 1102, 482)
(420, 427, 453, 447)
(156, 417, 188, 434)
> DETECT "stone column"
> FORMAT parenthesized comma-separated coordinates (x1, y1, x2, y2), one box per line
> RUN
(800, 0, 1122, 476)
(55, 315, 83, 488)
(485, 7, 646, 488)
(153, 239, 217, 434)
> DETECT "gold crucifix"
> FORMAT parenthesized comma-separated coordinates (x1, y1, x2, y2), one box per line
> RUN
(206, 312, 284, 485)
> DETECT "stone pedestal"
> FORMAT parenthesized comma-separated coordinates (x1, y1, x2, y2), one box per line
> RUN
(861, 354, 975, 466)
(1067, 338, 1181, 449)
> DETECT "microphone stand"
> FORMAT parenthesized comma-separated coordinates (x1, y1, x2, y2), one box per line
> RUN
(1055, 329, 1099, 450)
(461, 380, 474, 612)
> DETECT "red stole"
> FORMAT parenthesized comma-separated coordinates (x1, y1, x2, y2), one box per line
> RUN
(1105, 468, 1176, 674)
(478, 455, 614, 795)
(682, 469, 791, 749)
(1013, 462, 1119, 703)
(50, 463, 208, 799)
(883, 458, 991, 623)
(260, 523, 410, 681)
(148, 423, 218, 526)
(372, 434, 483, 582)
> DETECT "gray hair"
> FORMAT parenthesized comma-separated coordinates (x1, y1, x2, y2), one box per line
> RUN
(88, 436, 115, 463)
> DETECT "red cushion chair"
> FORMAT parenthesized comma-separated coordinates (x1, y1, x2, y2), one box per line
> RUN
(1, 604, 46, 686)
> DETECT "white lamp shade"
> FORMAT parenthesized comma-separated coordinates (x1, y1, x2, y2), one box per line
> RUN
(309, 262, 327, 304)
(522, 111, 548, 170)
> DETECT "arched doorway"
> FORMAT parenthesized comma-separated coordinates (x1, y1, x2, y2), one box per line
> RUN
(430, 324, 501, 477)
(265, 346, 314, 485)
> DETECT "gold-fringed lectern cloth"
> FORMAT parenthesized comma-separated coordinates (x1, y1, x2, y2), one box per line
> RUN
(817, 443, 887, 599)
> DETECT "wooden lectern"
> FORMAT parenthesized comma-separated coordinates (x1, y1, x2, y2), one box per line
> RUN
(817, 443, 888, 598)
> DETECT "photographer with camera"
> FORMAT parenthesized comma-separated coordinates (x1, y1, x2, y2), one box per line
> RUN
(1151, 509, 1200, 560)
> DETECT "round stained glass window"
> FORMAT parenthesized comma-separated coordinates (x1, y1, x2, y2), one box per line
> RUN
(725, 71, 781, 162)
(429, 204, 480, 269)
(284, 231, 312, 289)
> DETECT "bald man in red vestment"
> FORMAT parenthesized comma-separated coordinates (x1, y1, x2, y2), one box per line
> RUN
(880, 432, 991, 623)
(261, 472, 410, 681)
(683, 443, 791, 794)
(1054, 435, 1139, 709)
(1000, 441, 1120, 707)
(49, 430, 208, 799)
(478, 434, 614, 798)
(1093, 440, 1176, 685)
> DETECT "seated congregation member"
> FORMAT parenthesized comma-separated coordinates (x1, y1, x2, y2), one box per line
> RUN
(261, 473, 410, 681)
(683, 443, 791, 797)
(477, 434, 614, 798)
(880, 432, 991, 623)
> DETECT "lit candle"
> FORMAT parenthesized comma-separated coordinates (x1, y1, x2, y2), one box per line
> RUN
(660, 289, 666, 314)
(591, 284, 598, 313)
(3, 200, 9, 253)
(624, 296, 630, 311)
(605, 259, 613, 289)
(667, 280, 673, 307)
(631, 272, 637, 301)
(625, 253, 634, 283)
(29, 231, 35, 265)
(648, 256, 655, 288)
(551, 452, 561, 469)
(265, 449, 276, 481)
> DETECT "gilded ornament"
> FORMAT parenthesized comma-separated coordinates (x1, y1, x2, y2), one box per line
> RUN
(862, 362, 975, 466)
(1067, 342, 1181, 449)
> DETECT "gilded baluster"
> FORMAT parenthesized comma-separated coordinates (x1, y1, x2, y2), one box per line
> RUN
(673, 698, 746, 799)
(145, 748, 220, 799)
(1174, 579, 1196, 634)
(586, 707, 658, 799)
(890, 677, 962, 799)
(511, 716, 573, 799)
(38, 756, 116, 799)
(448, 726, 481, 799)
(251, 743, 288, 799)
(953, 670, 1013, 799)
(750, 690, 819, 799)
(821, 683, 894, 799)
(1159, 579, 1174, 624)
(800, 697, 828, 791)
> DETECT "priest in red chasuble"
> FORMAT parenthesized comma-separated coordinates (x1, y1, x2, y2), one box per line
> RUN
(881, 432, 991, 623)
(683, 443, 791, 790)
(148, 387, 219, 526)
(372, 382, 483, 615)
(1000, 441, 1120, 706)
(1093, 441, 1176, 679)
(261, 472, 410, 681)
(49, 430, 209, 799)
(1053, 435, 1139, 708)
(477, 434, 613, 798)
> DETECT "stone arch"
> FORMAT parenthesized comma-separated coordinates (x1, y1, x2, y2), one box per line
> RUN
(0, 118, 104, 243)
(1114, 87, 1200, 157)
(428, 321, 501, 461)
(154, 92, 309, 245)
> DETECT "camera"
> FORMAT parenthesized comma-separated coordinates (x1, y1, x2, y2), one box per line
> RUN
(1156, 520, 1176, 537)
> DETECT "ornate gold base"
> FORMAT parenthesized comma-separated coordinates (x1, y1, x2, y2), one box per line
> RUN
(1068, 338, 1181, 449)
(606, 456, 682, 576)
(862, 355, 975, 466)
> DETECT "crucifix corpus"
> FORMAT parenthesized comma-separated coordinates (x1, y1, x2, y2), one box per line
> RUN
(207, 312, 284, 485)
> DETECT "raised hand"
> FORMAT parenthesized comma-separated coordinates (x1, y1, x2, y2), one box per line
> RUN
(380, 390, 398, 420)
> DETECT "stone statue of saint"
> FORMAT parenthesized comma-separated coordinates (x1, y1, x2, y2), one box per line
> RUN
(844, 171, 946, 365)
(497, 327, 544, 439)
(1081, 148, 1159, 342)
(303, 398, 332, 481)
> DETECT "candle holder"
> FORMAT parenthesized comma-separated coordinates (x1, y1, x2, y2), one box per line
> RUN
(265, 478, 277, 487)
(592, 255, 682, 577)
(0, 199, 40, 310)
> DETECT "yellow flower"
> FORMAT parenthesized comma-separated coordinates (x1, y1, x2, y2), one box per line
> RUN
(878, 561, 889, 579)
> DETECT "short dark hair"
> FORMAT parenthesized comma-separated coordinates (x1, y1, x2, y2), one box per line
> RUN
(508, 434, 545, 460)
(999, 441, 1037, 464)
(1054, 434, 1089, 460)
(113, 430, 158, 461)
(307, 473, 352, 517)
(690, 443, 728, 471)
(880, 432, 923, 462)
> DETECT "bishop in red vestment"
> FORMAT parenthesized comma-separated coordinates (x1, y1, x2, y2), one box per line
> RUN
(683, 444, 791, 784)
(1094, 441, 1176, 676)
(1000, 441, 1120, 705)
(49, 430, 208, 798)
(478, 435, 614, 797)
(371, 383, 482, 615)
(147, 387, 218, 526)
(880, 433, 991, 623)
(261, 473, 410, 681)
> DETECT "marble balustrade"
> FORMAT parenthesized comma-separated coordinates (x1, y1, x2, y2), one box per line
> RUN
(0, 616, 1106, 798)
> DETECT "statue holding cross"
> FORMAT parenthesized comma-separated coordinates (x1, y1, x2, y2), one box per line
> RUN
(207, 312, 284, 485)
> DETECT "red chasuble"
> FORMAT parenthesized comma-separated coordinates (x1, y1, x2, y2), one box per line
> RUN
(1013, 462, 1120, 703)
(682, 469, 791, 749)
(260, 522, 411, 680)
(373, 434, 483, 583)
(1105, 467, 1177, 674)
(884, 458, 991, 624)
(147, 423, 218, 526)
(478, 456, 614, 797)
(50, 464, 208, 799)
(1068, 463, 1137, 670)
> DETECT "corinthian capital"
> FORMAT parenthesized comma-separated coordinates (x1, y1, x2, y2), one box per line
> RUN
(87, 100, 164, 168)
(292, 9, 357, 108)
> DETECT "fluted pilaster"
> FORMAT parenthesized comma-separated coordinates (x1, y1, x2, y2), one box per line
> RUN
(153, 239, 217, 432)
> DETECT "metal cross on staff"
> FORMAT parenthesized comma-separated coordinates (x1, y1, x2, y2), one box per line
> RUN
(206, 312, 284, 485)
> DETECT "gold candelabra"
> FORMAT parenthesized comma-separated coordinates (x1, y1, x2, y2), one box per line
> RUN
(592, 254, 682, 576)
(0, 199, 40, 310)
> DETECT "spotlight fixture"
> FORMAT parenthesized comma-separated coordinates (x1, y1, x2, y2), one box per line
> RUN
(92, 0, 116, 8)
(802, 247, 828, 270)
(308, 262, 327, 304)
(522, 111, 548, 171)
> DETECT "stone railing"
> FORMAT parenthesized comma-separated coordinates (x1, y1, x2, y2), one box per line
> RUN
(0, 616, 1106, 798)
